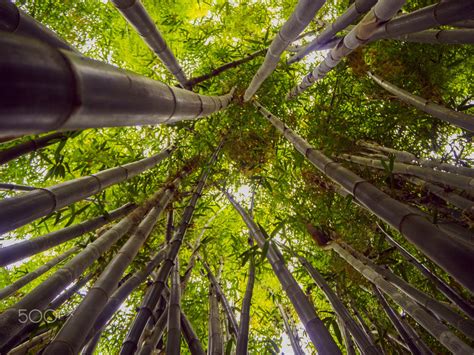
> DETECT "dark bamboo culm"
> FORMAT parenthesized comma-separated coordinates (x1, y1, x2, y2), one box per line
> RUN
(277, 302, 305, 355)
(0, 147, 173, 234)
(166, 259, 182, 355)
(0, 203, 136, 267)
(208, 282, 223, 355)
(0, 131, 71, 165)
(0, 34, 234, 136)
(254, 101, 474, 293)
(223, 189, 341, 354)
(0, 183, 36, 192)
(43, 178, 180, 354)
(120, 141, 223, 355)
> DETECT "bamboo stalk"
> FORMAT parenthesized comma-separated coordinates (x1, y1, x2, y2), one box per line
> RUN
(255, 101, 474, 293)
(9, 328, 54, 355)
(277, 302, 305, 355)
(111, 0, 188, 88)
(288, 0, 377, 64)
(368, 72, 474, 132)
(373, 286, 429, 355)
(186, 49, 267, 88)
(43, 180, 178, 354)
(338, 318, 356, 355)
(298, 255, 378, 354)
(0, 183, 36, 192)
(348, 300, 380, 350)
(0, 194, 157, 347)
(288, 0, 406, 99)
(370, 2, 474, 41)
(0, 246, 79, 300)
(0, 34, 234, 136)
(0, 147, 172, 234)
(223, 189, 341, 354)
(120, 142, 223, 355)
(208, 283, 224, 355)
(137, 303, 169, 355)
(0, 203, 136, 267)
(358, 141, 474, 178)
(452, 20, 474, 29)
(201, 260, 239, 339)
(243, 0, 326, 101)
(0, 131, 70, 165)
(166, 258, 182, 355)
(0, 1, 76, 51)
(235, 255, 255, 355)
(340, 153, 474, 194)
(377, 223, 474, 319)
(329, 240, 473, 354)
(181, 310, 206, 355)
(392, 29, 474, 45)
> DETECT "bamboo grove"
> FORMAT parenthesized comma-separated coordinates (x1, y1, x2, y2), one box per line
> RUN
(0, 0, 473, 353)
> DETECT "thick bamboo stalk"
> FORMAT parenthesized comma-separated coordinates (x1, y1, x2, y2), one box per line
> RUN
(43, 182, 177, 354)
(368, 72, 474, 132)
(0, 33, 234, 136)
(298, 255, 377, 354)
(181, 310, 206, 355)
(9, 328, 54, 355)
(0, 203, 144, 347)
(370, 2, 474, 41)
(186, 49, 267, 88)
(373, 286, 429, 355)
(235, 255, 255, 355)
(166, 259, 182, 355)
(201, 260, 239, 339)
(277, 302, 305, 355)
(255, 101, 474, 293)
(452, 20, 474, 29)
(0, 272, 93, 354)
(0, 183, 36, 192)
(137, 303, 169, 355)
(0, 203, 136, 267)
(338, 318, 356, 355)
(208, 283, 223, 355)
(378, 224, 474, 319)
(120, 142, 222, 355)
(288, 0, 405, 99)
(0, 131, 69, 165)
(329, 240, 473, 353)
(111, 0, 188, 87)
(0, 1, 76, 51)
(243, 0, 326, 101)
(393, 29, 474, 45)
(0, 246, 79, 300)
(223, 189, 341, 354)
(0, 147, 172, 234)
(358, 141, 474, 178)
(340, 153, 474, 194)
(288, 0, 377, 64)
(82, 331, 102, 355)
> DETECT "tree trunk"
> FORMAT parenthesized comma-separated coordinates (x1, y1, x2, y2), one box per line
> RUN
(81, 331, 102, 355)
(111, 0, 188, 88)
(392, 29, 474, 45)
(288, 0, 405, 98)
(328, 240, 473, 353)
(370, 2, 474, 41)
(43, 180, 178, 354)
(373, 286, 429, 355)
(0, 203, 136, 267)
(235, 255, 255, 355)
(186, 49, 267, 88)
(0, 147, 173, 234)
(277, 302, 305, 355)
(208, 283, 223, 355)
(223, 189, 341, 354)
(255, 101, 474, 293)
(243, 0, 326, 101)
(0, 34, 234, 136)
(0, 245, 79, 300)
(166, 259, 182, 355)
(201, 261, 239, 339)
(120, 141, 223, 355)
(288, 0, 377, 64)
(378, 223, 474, 319)
(0, 131, 70, 165)
(298, 255, 377, 354)
(368, 72, 474, 132)
(0, 1, 76, 51)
